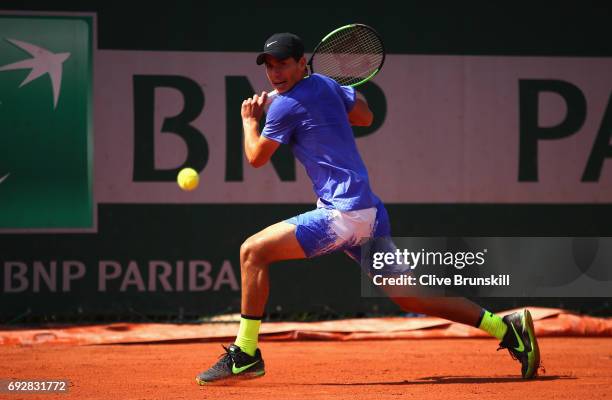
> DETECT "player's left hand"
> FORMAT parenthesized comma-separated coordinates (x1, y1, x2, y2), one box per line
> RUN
(241, 91, 268, 122)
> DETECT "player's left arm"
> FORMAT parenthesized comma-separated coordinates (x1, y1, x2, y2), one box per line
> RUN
(242, 92, 281, 168)
(348, 92, 373, 127)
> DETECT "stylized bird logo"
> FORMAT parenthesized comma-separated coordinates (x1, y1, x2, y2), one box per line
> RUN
(0, 38, 70, 109)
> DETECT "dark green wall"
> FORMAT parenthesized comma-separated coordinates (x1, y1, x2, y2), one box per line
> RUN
(1, 2, 611, 321)
(2, 2, 612, 55)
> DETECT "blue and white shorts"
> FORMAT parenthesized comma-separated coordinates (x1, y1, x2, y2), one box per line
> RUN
(285, 199, 391, 262)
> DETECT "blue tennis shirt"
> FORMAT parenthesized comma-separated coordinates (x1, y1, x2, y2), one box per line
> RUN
(261, 73, 380, 211)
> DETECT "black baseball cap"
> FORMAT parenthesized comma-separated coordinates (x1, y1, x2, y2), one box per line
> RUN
(256, 33, 304, 65)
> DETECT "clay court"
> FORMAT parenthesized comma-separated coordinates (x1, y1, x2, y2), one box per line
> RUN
(1, 309, 611, 399)
(2, 338, 611, 399)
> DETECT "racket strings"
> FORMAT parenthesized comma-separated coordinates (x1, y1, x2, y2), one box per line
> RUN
(315, 55, 383, 85)
(312, 25, 383, 86)
(316, 37, 382, 73)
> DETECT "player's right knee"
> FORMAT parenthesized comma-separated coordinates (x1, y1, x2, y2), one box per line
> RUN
(240, 238, 266, 268)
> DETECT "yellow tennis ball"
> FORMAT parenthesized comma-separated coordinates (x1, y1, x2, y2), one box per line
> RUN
(177, 168, 199, 191)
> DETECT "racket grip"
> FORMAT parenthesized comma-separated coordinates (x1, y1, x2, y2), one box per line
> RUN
(263, 89, 278, 112)
(265, 89, 278, 104)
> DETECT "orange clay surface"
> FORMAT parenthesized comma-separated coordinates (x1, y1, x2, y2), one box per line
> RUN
(1, 338, 611, 400)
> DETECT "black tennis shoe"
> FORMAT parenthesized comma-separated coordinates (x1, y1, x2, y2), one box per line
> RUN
(498, 309, 541, 378)
(196, 344, 265, 385)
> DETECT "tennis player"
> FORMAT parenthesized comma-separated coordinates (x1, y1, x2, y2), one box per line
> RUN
(196, 32, 540, 384)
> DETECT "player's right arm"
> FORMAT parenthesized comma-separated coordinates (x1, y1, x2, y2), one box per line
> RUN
(242, 92, 281, 168)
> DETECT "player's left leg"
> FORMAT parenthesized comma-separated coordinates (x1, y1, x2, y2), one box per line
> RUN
(393, 296, 540, 378)
(349, 240, 540, 378)
(345, 202, 540, 378)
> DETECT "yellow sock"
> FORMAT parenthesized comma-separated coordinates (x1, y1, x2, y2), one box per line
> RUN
(234, 316, 261, 356)
(478, 310, 508, 340)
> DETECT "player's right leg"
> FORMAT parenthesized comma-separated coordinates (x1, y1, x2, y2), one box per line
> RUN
(196, 221, 306, 385)
(197, 202, 384, 385)
(196, 222, 305, 385)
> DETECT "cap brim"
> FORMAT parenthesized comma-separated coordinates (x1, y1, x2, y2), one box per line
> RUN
(256, 50, 291, 65)
(256, 53, 267, 65)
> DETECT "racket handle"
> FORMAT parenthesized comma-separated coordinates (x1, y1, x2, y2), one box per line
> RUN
(264, 89, 278, 112)
(265, 89, 278, 104)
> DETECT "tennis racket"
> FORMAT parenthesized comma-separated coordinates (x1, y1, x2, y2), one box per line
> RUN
(266, 23, 385, 102)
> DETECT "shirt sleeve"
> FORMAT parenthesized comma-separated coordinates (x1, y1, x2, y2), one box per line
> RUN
(336, 84, 357, 113)
(261, 98, 298, 144)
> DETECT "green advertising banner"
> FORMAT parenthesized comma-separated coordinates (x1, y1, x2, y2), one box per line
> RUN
(0, 16, 93, 230)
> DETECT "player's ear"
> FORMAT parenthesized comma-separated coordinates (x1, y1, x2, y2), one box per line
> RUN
(298, 56, 307, 69)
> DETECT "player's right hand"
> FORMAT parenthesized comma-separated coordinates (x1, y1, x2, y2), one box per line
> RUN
(241, 91, 268, 122)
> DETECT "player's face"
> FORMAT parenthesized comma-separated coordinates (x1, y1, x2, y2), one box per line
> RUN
(264, 55, 306, 93)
